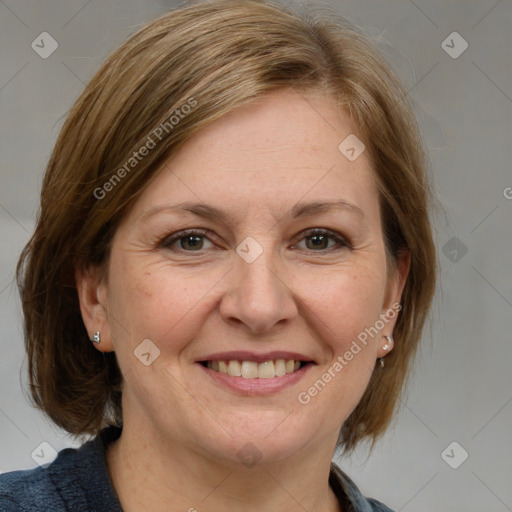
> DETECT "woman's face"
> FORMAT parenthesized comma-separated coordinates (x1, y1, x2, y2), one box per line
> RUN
(80, 88, 408, 466)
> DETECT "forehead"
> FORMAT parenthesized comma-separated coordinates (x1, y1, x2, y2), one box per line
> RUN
(129, 88, 380, 225)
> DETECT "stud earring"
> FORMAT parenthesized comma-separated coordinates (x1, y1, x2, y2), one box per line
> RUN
(382, 334, 394, 351)
(378, 335, 394, 368)
(91, 331, 101, 344)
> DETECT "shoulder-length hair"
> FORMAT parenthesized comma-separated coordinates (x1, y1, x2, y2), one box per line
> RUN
(17, 0, 437, 453)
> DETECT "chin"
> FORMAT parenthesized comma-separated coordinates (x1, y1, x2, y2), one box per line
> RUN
(194, 413, 323, 468)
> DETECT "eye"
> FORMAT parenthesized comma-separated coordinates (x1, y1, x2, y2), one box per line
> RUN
(293, 228, 350, 252)
(160, 228, 350, 253)
(161, 229, 214, 251)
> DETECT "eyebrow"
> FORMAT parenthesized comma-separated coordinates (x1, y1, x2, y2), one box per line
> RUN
(141, 199, 365, 224)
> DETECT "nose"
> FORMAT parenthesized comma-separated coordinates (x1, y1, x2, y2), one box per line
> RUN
(219, 246, 298, 334)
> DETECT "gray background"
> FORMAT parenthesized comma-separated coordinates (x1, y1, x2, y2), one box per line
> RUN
(1, 1, 511, 510)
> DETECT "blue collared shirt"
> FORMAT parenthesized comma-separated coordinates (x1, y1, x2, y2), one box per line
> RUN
(0, 427, 394, 511)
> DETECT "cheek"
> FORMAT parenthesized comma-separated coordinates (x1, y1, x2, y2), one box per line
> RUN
(107, 257, 215, 352)
(293, 264, 387, 420)
(294, 262, 386, 353)
(292, 271, 382, 431)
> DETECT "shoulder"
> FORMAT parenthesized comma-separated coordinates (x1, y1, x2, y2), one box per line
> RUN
(330, 463, 396, 512)
(0, 447, 86, 511)
(0, 427, 122, 512)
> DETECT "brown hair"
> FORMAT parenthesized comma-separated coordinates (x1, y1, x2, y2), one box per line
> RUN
(17, 0, 437, 452)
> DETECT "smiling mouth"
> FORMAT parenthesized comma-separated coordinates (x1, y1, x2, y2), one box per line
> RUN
(200, 359, 309, 379)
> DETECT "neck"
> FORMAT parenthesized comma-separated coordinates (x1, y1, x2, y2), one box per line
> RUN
(106, 422, 342, 512)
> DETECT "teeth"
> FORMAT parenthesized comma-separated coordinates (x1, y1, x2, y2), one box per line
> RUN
(241, 361, 258, 378)
(275, 359, 286, 377)
(257, 361, 275, 379)
(228, 360, 242, 377)
(207, 359, 304, 378)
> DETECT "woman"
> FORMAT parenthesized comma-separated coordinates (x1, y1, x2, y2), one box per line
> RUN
(1, 1, 437, 510)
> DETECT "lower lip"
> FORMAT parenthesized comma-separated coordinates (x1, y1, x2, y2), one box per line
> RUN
(197, 363, 314, 396)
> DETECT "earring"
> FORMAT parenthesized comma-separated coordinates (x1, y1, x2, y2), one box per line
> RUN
(382, 335, 394, 351)
(91, 331, 101, 344)
(378, 335, 394, 368)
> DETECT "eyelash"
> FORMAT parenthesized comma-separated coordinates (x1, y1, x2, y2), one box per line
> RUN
(160, 228, 351, 254)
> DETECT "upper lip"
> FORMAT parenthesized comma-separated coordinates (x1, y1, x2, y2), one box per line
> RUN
(196, 350, 315, 364)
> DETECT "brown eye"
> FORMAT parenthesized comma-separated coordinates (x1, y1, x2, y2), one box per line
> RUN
(296, 229, 349, 252)
(179, 234, 204, 250)
(305, 234, 330, 250)
(161, 229, 213, 252)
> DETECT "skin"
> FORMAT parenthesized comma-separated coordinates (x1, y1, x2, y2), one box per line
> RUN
(77, 87, 409, 512)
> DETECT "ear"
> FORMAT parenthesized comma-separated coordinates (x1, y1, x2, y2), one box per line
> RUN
(385, 248, 410, 309)
(377, 249, 410, 357)
(75, 264, 114, 352)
